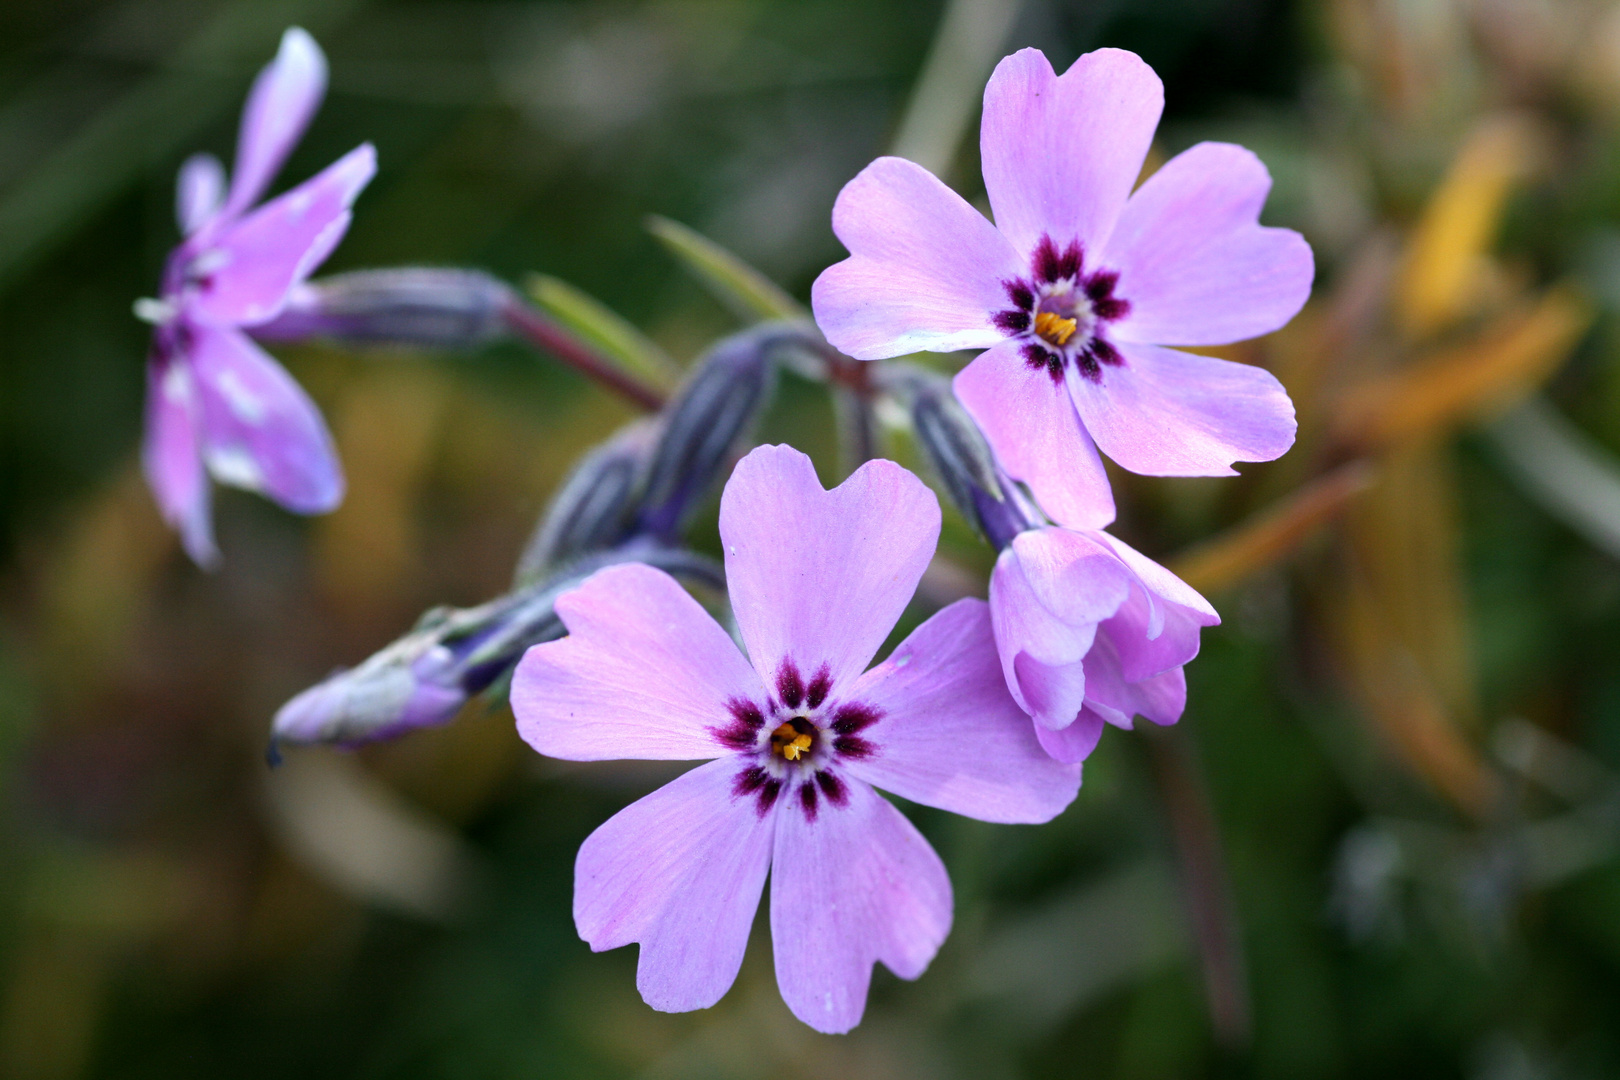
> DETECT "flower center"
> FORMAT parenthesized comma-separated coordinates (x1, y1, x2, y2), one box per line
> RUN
(1032, 310, 1077, 346)
(993, 235, 1131, 384)
(770, 717, 816, 761)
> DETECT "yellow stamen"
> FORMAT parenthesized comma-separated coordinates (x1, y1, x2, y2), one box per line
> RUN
(1034, 311, 1078, 346)
(770, 719, 815, 761)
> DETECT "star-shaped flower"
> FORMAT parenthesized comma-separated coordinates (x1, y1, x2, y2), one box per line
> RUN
(812, 47, 1312, 528)
(139, 27, 374, 564)
(512, 445, 1080, 1033)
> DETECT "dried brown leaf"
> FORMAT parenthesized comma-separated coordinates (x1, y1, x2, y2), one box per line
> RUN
(1335, 284, 1592, 450)
(1168, 462, 1375, 595)
(1334, 561, 1499, 818)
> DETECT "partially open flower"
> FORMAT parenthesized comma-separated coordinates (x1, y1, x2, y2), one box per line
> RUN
(899, 367, 1218, 762)
(989, 526, 1219, 763)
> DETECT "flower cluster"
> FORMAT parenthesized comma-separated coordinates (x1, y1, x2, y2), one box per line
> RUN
(157, 32, 1309, 1035)
(509, 48, 1307, 1030)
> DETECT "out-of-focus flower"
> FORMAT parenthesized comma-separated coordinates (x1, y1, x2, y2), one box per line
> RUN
(136, 27, 375, 564)
(989, 526, 1218, 762)
(813, 47, 1310, 528)
(511, 446, 1078, 1033)
(901, 367, 1218, 761)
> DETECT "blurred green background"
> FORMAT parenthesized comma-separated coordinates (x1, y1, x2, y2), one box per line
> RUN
(8, 0, 1620, 1076)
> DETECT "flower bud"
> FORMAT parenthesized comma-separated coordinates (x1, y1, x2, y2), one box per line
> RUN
(635, 323, 805, 539)
(889, 366, 1036, 549)
(271, 637, 469, 750)
(254, 268, 514, 349)
(270, 545, 723, 750)
(513, 420, 660, 585)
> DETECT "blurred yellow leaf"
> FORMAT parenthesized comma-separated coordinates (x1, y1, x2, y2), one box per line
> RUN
(1336, 563, 1499, 818)
(1336, 283, 1591, 449)
(1169, 462, 1375, 595)
(1345, 442, 1478, 728)
(36, 464, 174, 705)
(1396, 115, 1541, 338)
(316, 365, 448, 622)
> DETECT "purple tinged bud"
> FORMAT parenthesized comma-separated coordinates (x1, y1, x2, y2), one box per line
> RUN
(635, 324, 798, 540)
(514, 420, 660, 585)
(271, 639, 468, 748)
(254, 268, 515, 349)
(271, 545, 724, 750)
(887, 365, 1037, 549)
(269, 589, 548, 750)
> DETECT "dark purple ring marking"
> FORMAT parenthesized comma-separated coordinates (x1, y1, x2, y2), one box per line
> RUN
(994, 235, 1131, 384)
(718, 658, 884, 821)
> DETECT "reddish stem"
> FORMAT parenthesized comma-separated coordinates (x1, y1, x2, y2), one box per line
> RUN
(502, 299, 666, 412)
(1147, 729, 1253, 1050)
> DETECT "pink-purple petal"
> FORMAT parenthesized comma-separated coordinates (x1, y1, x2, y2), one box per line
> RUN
(1005, 528, 1136, 628)
(842, 598, 1082, 823)
(719, 446, 940, 693)
(141, 359, 217, 566)
(1084, 633, 1188, 727)
(176, 153, 225, 236)
(1089, 533, 1218, 682)
(988, 569, 1080, 726)
(1094, 532, 1219, 628)
(574, 758, 774, 1013)
(512, 563, 765, 762)
(188, 144, 376, 328)
(987, 529, 1133, 728)
(770, 778, 951, 1034)
(979, 48, 1163, 258)
(1107, 142, 1314, 347)
(1035, 707, 1106, 764)
(188, 325, 343, 513)
(1069, 339, 1297, 477)
(954, 340, 1116, 530)
(812, 156, 1021, 359)
(223, 26, 329, 220)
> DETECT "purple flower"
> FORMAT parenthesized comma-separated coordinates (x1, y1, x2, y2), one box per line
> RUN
(812, 47, 1311, 529)
(511, 445, 1079, 1033)
(989, 525, 1219, 762)
(138, 27, 375, 564)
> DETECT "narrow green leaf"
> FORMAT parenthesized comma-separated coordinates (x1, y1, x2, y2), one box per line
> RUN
(524, 274, 681, 388)
(645, 215, 809, 323)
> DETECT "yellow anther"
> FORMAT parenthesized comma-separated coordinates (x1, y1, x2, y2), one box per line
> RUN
(1034, 311, 1078, 346)
(771, 719, 816, 761)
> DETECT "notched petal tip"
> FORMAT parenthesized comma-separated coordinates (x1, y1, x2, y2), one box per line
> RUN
(981, 46, 1163, 257)
(1072, 341, 1297, 477)
(721, 445, 942, 690)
